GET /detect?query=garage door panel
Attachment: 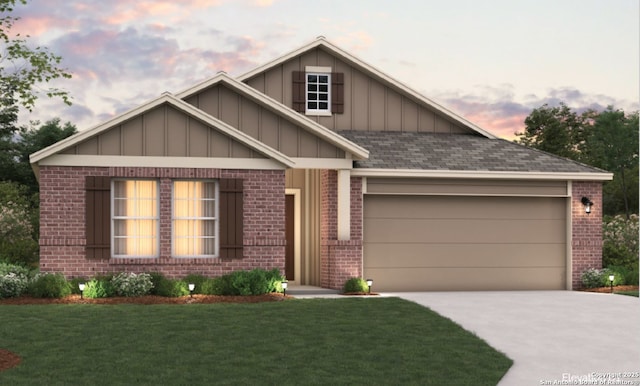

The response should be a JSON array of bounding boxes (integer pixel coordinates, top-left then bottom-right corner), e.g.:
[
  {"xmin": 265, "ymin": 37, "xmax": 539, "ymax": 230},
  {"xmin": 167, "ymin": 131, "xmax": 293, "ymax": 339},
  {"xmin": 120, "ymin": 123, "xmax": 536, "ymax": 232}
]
[
  {"xmin": 363, "ymin": 195, "xmax": 567, "ymax": 291},
  {"xmin": 364, "ymin": 243, "xmax": 565, "ymax": 268},
  {"xmin": 364, "ymin": 267, "xmax": 566, "ymax": 291},
  {"xmin": 364, "ymin": 195, "xmax": 566, "ymax": 220},
  {"xmin": 364, "ymin": 218, "xmax": 565, "ymax": 244}
]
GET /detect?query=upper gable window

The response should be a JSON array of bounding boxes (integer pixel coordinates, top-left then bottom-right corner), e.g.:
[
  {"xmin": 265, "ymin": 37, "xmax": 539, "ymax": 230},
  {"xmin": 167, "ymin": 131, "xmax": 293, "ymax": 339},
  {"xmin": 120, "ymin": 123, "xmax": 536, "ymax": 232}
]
[
  {"xmin": 292, "ymin": 67, "xmax": 344, "ymax": 115},
  {"xmin": 306, "ymin": 72, "xmax": 331, "ymax": 114}
]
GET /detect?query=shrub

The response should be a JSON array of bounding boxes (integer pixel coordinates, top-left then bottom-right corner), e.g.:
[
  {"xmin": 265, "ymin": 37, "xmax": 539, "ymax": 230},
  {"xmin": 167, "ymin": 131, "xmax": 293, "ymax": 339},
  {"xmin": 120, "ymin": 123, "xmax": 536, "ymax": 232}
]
[
  {"xmin": 603, "ymin": 214, "xmax": 639, "ymax": 270},
  {"xmin": 581, "ymin": 268, "xmax": 603, "ymax": 289},
  {"xmin": 28, "ymin": 273, "xmax": 72, "ymax": 298},
  {"xmin": 0, "ymin": 182, "xmax": 39, "ymax": 267},
  {"xmin": 199, "ymin": 277, "xmax": 222, "ymax": 295},
  {"xmin": 0, "ymin": 261, "xmax": 32, "ymax": 277},
  {"xmin": 343, "ymin": 277, "xmax": 369, "ymax": 293},
  {"xmin": 0, "ymin": 272, "xmax": 30, "ymax": 298},
  {"xmin": 83, "ymin": 277, "xmax": 113, "ymax": 299},
  {"xmin": 110, "ymin": 272, "xmax": 153, "ymax": 297},
  {"xmin": 149, "ymin": 273, "xmax": 189, "ymax": 297},
  {"xmin": 213, "ymin": 268, "xmax": 284, "ymax": 296}
]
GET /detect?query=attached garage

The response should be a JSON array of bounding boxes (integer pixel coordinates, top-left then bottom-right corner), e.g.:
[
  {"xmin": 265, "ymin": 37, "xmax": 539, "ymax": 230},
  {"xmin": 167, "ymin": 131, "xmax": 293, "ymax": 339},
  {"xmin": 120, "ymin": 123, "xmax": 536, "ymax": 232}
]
[{"xmin": 362, "ymin": 179, "xmax": 569, "ymax": 291}]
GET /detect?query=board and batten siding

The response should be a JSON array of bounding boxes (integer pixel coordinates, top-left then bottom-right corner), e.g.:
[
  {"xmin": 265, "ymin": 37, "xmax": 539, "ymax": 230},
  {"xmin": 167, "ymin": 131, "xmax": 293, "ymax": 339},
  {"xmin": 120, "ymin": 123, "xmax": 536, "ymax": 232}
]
[
  {"xmin": 184, "ymin": 84, "xmax": 346, "ymax": 159},
  {"xmin": 243, "ymin": 47, "xmax": 471, "ymax": 135},
  {"xmin": 61, "ymin": 104, "xmax": 265, "ymax": 158}
]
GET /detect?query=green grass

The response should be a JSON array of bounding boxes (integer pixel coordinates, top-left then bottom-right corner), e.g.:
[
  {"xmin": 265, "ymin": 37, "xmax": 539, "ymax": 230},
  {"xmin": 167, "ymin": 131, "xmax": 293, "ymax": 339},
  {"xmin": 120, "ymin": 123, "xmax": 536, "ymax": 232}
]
[
  {"xmin": 0, "ymin": 298, "xmax": 511, "ymax": 385},
  {"xmin": 615, "ymin": 290, "xmax": 639, "ymax": 297}
]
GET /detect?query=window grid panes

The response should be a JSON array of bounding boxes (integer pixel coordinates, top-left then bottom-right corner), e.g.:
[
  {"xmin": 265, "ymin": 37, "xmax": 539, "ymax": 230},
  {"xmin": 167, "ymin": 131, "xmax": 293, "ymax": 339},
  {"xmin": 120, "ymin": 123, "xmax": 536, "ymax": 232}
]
[
  {"xmin": 112, "ymin": 180, "xmax": 159, "ymax": 257},
  {"xmin": 173, "ymin": 181, "xmax": 218, "ymax": 257},
  {"xmin": 306, "ymin": 73, "xmax": 330, "ymax": 112}
]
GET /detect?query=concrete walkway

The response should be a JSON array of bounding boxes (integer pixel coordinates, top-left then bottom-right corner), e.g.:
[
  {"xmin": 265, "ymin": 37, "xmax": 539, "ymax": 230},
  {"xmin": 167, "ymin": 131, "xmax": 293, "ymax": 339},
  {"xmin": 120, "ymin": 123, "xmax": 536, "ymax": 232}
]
[{"xmin": 389, "ymin": 291, "xmax": 640, "ymax": 386}]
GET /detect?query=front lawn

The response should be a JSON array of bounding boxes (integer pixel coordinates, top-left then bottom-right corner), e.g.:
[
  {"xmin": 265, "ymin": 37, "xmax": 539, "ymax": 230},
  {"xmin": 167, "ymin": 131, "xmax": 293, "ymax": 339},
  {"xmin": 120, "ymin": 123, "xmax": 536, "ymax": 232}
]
[{"xmin": 0, "ymin": 297, "xmax": 511, "ymax": 385}]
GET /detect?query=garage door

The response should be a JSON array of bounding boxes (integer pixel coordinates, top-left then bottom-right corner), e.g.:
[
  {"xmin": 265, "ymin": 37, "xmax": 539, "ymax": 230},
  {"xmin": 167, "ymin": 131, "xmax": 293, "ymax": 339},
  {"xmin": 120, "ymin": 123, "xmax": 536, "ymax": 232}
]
[{"xmin": 363, "ymin": 195, "xmax": 567, "ymax": 291}]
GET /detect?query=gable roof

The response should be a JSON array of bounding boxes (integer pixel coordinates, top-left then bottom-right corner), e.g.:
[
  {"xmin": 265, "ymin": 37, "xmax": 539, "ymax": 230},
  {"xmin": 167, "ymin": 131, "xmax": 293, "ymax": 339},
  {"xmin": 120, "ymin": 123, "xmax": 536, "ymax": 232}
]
[
  {"xmin": 340, "ymin": 131, "xmax": 613, "ymax": 180},
  {"xmin": 175, "ymin": 72, "xmax": 369, "ymax": 160},
  {"xmin": 30, "ymin": 92, "xmax": 295, "ymax": 168},
  {"xmin": 236, "ymin": 36, "xmax": 497, "ymax": 139}
]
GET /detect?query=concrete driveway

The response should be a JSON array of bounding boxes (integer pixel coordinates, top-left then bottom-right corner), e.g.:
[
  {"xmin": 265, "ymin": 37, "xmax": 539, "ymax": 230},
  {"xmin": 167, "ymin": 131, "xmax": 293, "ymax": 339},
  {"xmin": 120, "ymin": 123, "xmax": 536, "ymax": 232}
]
[{"xmin": 390, "ymin": 291, "xmax": 640, "ymax": 386}]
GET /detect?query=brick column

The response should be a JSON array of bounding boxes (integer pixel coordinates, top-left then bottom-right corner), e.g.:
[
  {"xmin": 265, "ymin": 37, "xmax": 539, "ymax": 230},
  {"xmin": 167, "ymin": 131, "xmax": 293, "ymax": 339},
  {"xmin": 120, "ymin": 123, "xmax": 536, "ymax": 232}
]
[
  {"xmin": 320, "ymin": 170, "xmax": 363, "ymax": 289},
  {"xmin": 571, "ymin": 181, "xmax": 604, "ymax": 289}
]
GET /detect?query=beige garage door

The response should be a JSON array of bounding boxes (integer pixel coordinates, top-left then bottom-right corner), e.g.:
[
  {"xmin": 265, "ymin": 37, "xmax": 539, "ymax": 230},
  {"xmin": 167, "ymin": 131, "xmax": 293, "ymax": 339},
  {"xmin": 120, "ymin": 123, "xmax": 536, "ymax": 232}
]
[{"xmin": 363, "ymin": 195, "xmax": 567, "ymax": 291}]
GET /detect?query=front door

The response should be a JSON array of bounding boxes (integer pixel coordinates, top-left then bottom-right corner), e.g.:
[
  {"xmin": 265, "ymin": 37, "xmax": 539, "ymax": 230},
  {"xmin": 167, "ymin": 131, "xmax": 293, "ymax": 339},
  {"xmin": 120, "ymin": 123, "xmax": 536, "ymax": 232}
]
[{"xmin": 285, "ymin": 194, "xmax": 295, "ymax": 280}]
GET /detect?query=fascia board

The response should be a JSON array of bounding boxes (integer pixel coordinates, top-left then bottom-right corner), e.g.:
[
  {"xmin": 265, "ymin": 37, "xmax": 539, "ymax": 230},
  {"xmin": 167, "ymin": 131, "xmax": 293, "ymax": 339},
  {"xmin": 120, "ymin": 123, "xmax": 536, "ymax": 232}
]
[
  {"xmin": 350, "ymin": 168, "xmax": 614, "ymax": 181},
  {"xmin": 237, "ymin": 36, "xmax": 497, "ymax": 139}
]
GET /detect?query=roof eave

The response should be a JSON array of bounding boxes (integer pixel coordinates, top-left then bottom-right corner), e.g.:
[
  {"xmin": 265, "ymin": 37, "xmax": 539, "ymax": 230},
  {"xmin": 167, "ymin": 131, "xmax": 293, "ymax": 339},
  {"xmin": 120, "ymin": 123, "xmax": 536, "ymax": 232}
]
[{"xmin": 351, "ymin": 168, "xmax": 614, "ymax": 181}]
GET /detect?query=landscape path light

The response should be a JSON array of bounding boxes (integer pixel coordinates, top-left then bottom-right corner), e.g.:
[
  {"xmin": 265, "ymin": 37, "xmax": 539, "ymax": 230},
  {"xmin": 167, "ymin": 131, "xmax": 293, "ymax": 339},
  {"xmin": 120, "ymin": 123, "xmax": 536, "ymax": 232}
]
[
  {"xmin": 281, "ymin": 280, "xmax": 288, "ymax": 297},
  {"xmin": 188, "ymin": 283, "xmax": 195, "ymax": 298},
  {"xmin": 608, "ymin": 275, "xmax": 614, "ymax": 293},
  {"xmin": 366, "ymin": 278, "xmax": 373, "ymax": 294},
  {"xmin": 78, "ymin": 283, "xmax": 86, "ymax": 299}
]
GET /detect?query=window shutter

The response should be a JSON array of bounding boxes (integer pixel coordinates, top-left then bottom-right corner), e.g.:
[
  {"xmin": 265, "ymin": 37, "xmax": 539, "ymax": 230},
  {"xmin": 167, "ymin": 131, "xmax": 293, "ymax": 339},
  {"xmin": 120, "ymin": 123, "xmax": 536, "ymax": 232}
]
[
  {"xmin": 85, "ymin": 176, "xmax": 111, "ymax": 259},
  {"xmin": 219, "ymin": 178, "xmax": 244, "ymax": 259},
  {"xmin": 292, "ymin": 71, "xmax": 306, "ymax": 113},
  {"xmin": 331, "ymin": 72, "xmax": 344, "ymax": 114}
]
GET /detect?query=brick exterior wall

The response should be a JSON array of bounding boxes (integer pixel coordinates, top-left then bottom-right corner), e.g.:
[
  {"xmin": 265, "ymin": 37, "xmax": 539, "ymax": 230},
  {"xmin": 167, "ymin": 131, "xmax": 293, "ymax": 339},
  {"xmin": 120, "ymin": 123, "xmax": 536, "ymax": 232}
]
[
  {"xmin": 38, "ymin": 166, "xmax": 285, "ymax": 279},
  {"xmin": 571, "ymin": 181, "xmax": 604, "ymax": 289},
  {"xmin": 319, "ymin": 170, "xmax": 363, "ymax": 289}
]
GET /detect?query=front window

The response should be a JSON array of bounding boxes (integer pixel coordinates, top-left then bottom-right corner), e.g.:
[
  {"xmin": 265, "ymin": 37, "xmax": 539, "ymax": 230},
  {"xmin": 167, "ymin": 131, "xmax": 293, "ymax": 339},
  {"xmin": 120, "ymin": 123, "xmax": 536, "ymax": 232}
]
[
  {"xmin": 173, "ymin": 181, "xmax": 218, "ymax": 257},
  {"xmin": 306, "ymin": 72, "xmax": 331, "ymax": 113},
  {"xmin": 112, "ymin": 180, "xmax": 159, "ymax": 257}
]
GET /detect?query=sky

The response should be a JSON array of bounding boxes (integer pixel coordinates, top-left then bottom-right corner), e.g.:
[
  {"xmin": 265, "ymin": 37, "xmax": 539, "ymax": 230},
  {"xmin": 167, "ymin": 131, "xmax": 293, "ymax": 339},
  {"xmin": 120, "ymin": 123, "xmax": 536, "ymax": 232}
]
[{"xmin": 10, "ymin": 0, "xmax": 640, "ymax": 139}]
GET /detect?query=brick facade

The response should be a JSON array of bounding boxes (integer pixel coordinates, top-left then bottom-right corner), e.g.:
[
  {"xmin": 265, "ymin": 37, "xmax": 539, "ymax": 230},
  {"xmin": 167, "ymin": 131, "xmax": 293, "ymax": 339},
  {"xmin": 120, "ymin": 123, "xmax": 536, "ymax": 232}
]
[
  {"xmin": 39, "ymin": 166, "xmax": 286, "ymax": 279},
  {"xmin": 319, "ymin": 170, "xmax": 363, "ymax": 289},
  {"xmin": 571, "ymin": 181, "xmax": 604, "ymax": 289}
]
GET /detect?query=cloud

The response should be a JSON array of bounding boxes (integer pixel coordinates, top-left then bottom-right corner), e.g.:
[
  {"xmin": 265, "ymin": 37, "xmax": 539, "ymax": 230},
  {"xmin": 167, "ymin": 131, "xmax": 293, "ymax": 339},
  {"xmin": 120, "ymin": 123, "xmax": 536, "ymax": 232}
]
[{"xmin": 433, "ymin": 85, "xmax": 640, "ymax": 139}]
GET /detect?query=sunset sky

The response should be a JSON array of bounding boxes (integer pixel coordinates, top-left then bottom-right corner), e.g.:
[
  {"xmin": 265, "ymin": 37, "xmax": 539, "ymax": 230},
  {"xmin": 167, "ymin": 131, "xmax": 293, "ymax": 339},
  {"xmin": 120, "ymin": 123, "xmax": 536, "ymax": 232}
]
[{"xmin": 11, "ymin": 0, "xmax": 639, "ymax": 139}]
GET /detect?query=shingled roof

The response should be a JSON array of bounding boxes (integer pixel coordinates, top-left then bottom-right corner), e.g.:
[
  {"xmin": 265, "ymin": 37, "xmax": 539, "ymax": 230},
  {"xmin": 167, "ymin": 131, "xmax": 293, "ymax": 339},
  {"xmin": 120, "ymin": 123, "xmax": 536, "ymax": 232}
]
[{"xmin": 339, "ymin": 131, "xmax": 605, "ymax": 174}]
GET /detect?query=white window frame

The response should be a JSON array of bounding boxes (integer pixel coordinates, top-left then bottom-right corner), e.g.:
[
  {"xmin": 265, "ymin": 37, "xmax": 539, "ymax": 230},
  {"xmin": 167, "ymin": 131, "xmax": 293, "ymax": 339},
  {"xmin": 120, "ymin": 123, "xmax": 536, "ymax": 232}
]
[
  {"xmin": 171, "ymin": 180, "xmax": 220, "ymax": 258},
  {"xmin": 111, "ymin": 179, "xmax": 160, "ymax": 258},
  {"xmin": 305, "ymin": 66, "xmax": 332, "ymax": 116}
]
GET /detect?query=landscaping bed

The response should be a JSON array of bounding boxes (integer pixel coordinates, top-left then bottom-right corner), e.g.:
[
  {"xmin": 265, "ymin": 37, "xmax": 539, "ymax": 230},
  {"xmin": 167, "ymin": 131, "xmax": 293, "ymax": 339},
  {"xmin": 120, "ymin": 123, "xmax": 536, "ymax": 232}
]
[{"xmin": 580, "ymin": 285, "xmax": 639, "ymax": 293}]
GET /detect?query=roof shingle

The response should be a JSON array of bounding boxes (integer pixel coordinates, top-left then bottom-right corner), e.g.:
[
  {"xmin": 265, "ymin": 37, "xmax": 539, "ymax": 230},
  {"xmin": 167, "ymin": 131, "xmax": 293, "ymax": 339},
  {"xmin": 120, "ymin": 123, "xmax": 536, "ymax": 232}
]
[{"xmin": 338, "ymin": 131, "xmax": 605, "ymax": 174}]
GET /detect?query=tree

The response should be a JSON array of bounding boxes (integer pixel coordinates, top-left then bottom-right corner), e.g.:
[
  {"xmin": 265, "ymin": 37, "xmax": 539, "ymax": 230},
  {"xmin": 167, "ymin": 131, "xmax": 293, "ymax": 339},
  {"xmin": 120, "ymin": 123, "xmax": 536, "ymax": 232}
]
[
  {"xmin": 582, "ymin": 108, "xmax": 639, "ymax": 218},
  {"xmin": 1, "ymin": 0, "xmax": 71, "ymax": 116},
  {"xmin": 516, "ymin": 102, "xmax": 588, "ymax": 161},
  {"xmin": 516, "ymin": 104, "xmax": 639, "ymax": 217},
  {"xmin": 0, "ymin": 181, "xmax": 38, "ymax": 266},
  {"xmin": 14, "ymin": 118, "xmax": 77, "ymax": 193}
]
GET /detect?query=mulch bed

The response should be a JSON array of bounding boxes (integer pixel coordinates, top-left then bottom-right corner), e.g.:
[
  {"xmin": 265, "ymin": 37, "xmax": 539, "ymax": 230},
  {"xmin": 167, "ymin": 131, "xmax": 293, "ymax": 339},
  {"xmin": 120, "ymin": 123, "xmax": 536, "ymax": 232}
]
[{"xmin": 579, "ymin": 285, "xmax": 639, "ymax": 293}]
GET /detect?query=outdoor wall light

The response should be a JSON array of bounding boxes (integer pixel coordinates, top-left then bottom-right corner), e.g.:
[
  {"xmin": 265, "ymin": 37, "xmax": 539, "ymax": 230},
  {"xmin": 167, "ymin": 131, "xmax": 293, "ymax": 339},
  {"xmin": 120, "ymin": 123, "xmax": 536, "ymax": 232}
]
[
  {"xmin": 581, "ymin": 197, "xmax": 593, "ymax": 214},
  {"xmin": 366, "ymin": 278, "xmax": 373, "ymax": 294},
  {"xmin": 188, "ymin": 283, "xmax": 195, "ymax": 298},
  {"xmin": 608, "ymin": 275, "xmax": 614, "ymax": 293},
  {"xmin": 281, "ymin": 280, "xmax": 288, "ymax": 297},
  {"xmin": 78, "ymin": 283, "xmax": 85, "ymax": 299}
]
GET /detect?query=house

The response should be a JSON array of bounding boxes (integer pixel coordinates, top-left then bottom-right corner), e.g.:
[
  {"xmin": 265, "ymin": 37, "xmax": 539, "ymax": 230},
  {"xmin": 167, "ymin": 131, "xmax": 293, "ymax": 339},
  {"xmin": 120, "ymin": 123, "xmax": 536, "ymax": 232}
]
[{"xmin": 30, "ymin": 37, "xmax": 612, "ymax": 291}]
